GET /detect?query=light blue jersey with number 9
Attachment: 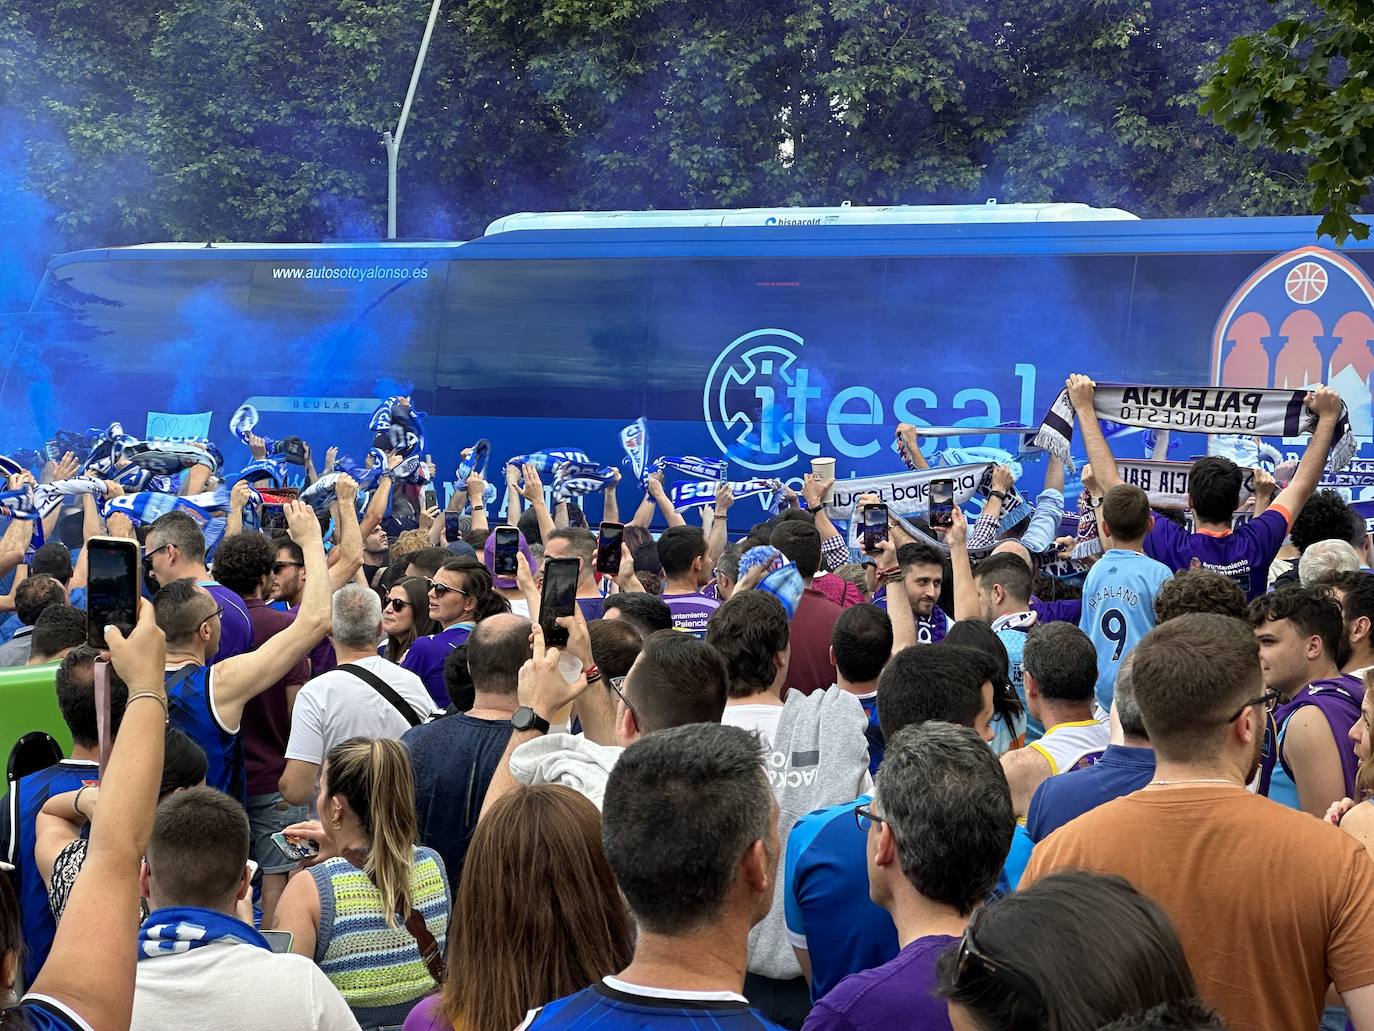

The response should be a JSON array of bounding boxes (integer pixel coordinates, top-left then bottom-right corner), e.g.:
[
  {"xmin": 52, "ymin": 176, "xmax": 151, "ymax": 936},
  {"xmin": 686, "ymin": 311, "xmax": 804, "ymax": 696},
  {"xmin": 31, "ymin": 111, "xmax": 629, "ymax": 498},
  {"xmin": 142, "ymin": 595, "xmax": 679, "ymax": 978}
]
[{"xmin": 1079, "ymin": 549, "xmax": 1174, "ymax": 711}]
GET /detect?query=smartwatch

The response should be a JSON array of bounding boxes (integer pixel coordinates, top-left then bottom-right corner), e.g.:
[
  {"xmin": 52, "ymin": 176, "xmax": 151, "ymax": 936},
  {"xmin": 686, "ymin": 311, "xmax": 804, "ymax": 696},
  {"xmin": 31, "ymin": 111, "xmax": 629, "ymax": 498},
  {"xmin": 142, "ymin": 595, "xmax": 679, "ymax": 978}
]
[{"xmin": 511, "ymin": 706, "xmax": 550, "ymax": 735}]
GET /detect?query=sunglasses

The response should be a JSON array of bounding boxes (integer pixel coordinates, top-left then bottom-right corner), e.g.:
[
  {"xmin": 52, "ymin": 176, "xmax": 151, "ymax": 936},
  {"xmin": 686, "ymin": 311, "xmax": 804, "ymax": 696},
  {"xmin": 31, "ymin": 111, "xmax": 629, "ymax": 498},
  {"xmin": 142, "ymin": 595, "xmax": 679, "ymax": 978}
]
[
  {"xmin": 427, "ymin": 579, "xmax": 470, "ymax": 599},
  {"xmin": 198, "ymin": 607, "xmax": 224, "ymax": 631},
  {"xmin": 384, "ymin": 598, "xmax": 412, "ymax": 612},
  {"xmin": 953, "ymin": 905, "xmax": 1043, "ymax": 1010},
  {"xmin": 272, "ymin": 561, "xmax": 303, "ymax": 575},
  {"xmin": 142, "ymin": 543, "xmax": 170, "ymax": 573}
]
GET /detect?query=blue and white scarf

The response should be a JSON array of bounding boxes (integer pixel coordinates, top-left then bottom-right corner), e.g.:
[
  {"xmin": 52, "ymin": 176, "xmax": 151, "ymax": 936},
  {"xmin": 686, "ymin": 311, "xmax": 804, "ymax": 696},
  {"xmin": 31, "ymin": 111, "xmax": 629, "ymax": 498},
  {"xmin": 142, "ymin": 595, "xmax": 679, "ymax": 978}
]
[
  {"xmin": 552, "ymin": 460, "xmax": 618, "ymax": 503},
  {"xmin": 619, "ymin": 418, "xmax": 650, "ymax": 487},
  {"xmin": 121, "ymin": 440, "xmax": 217, "ymax": 476},
  {"xmin": 103, "ymin": 487, "xmax": 251, "ymax": 556},
  {"xmin": 231, "ymin": 458, "xmax": 288, "ymax": 489},
  {"xmin": 369, "ymin": 396, "xmax": 425, "ymax": 457},
  {"xmin": 656, "ymin": 455, "xmax": 729, "ymax": 481},
  {"xmin": 669, "ymin": 478, "xmax": 782, "ymax": 513},
  {"xmin": 81, "ymin": 423, "xmax": 138, "ymax": 478},
  {"xmin": 0, "ymin": 476, "xmax": 109, "ymax": 520},
  {"xmin": 230, "ymin": 403, "xmax": 275, "ymax": 452},
  {"xmin": 138, "ymin": 906, "xmax": 270, "ymax": 960},
  {"xmin": 894, "ymin": 425, "xmax": 1040, "ymax": 469},
  {"xmin": 456, "ymin": 438, "xmax": 491, "ymax": 482}
]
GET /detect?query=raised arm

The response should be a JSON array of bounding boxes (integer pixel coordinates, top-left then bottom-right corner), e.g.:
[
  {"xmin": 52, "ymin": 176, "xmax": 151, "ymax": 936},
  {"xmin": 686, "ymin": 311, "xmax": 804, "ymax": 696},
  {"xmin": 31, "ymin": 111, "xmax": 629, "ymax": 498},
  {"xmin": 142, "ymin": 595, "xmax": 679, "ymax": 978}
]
[
  {"xmin": 647, "ymin": 470, "xmax": 686, "ymax": 528},
  {"xmin": 1066, "ymin": 375, "xmax": 1123, "ymax": 491},
  {"xmin": 873, "ymin": 537, "xmax": 915, "ymax": 653},
  {"xmin": 28, "ymin": 600, "xmax": 167, "ymax": 1030},
  {"xmin": 1270, "ymin": 385, "xmax": 1343, "ymax": 517},
  {"xmin": 327, "ymin": 475, "xmax": 364, "ymax": 591},
  {"xmin": 706, "ymin": 483, "xmax": 733, "ymax": 566},
  {"xmin": 224, "ymin": 480, "xmax": 250, "ymax": 540},
  {"xmin": 602, "ymin": 469, "xmax": 621, "ymax": 525},
  {"xmin": 503, "ymin": 462, "xmax": 523, "ymax": 525},
  {"xmin": 629, "ymin": 475, "xmax": 657, "ymax": 528},
  {"xmin": 522, "ymin": 463, "xmax": 557, "ymax": 541},
  {"xmin": 949, "ymin": 506, "xmax": 980, "ymax": 623},
  {"xmin": 467, "ymin": 471, "xmax": 489, "ymax": 533},
  {"xmin": 181, "ymin": 461, "xmax": 211, "ymax": 498},
  {"xmin": 896, "ymin": 424, "xmax": 930, "ymax": 470},
  {"xmin": 211, "ymin": 502, "xmax": 331, "ymax": 728},
  {"xmin": 969, "ymin": 465, "xmax": 1014, "ymax": 551},
  {"xmin": 803, "ymin": 474, "xmax": 848, "ymax": 573}
]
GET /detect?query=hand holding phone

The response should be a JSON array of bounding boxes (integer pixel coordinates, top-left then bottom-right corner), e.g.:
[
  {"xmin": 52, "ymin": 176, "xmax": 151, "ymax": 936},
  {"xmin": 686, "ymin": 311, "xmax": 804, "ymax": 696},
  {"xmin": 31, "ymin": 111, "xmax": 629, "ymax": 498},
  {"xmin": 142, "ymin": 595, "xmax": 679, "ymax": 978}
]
[
  {"xmin": 928, "ymin": 479, "xmax": 955, "ymax": 530},
  {"xmin": 493, "ymin": 526, "xmax": 520, "ymax": 576},
  {"xmin": 862, "ymin": 504, "xmax": 889, "ymax": 553},
  {"xmin": 271, "ymin": 831, "xmax": 320, "ymax": 863},
  {"xmin": 596, "ymin": 522, "xmax": 624, "ymax": 575},
  {"xmin": 87, "ymin": 537, "xmax": 141, "ymax": 650},
  {"xmin": 540, "ymin": 557, "xmax": 581, "ymax": 648}
]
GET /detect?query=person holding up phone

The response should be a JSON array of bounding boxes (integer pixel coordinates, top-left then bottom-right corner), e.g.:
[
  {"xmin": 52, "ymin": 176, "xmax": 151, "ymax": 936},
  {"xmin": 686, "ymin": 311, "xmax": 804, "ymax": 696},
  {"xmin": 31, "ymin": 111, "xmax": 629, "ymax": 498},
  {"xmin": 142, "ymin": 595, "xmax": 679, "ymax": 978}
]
[
  {"xmin": 152, "ymin": 501, "xmax": 333, "ymax": 798},
  {"xmin": 542, "ymin": 528, "xmax": 608, "ymax": 622}
]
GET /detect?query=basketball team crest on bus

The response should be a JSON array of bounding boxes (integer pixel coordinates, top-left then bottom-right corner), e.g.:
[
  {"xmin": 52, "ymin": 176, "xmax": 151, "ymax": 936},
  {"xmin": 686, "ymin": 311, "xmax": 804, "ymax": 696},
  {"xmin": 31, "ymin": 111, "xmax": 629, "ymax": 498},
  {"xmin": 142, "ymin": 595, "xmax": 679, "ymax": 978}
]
[{"xmin": 1211, "ymin": 246, "xmax": 1374, "ymax": 441}]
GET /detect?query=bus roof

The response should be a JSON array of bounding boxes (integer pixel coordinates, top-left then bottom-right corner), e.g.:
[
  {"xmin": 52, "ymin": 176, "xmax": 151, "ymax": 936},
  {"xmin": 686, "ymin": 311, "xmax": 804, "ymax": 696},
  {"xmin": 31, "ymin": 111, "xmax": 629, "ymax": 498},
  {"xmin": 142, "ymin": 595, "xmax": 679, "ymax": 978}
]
[{"xmin": 45, "ymin": 213, "xmax": 1372, "ymax": 270}]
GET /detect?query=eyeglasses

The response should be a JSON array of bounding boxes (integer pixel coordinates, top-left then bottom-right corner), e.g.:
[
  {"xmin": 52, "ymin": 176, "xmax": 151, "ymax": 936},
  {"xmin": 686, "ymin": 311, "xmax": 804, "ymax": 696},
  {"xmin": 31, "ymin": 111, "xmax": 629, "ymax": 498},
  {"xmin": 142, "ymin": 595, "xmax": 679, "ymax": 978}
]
[
  {"xmin": 953, "ymin": 905, "xmax": 1044, "ymax": 1010},
  {"xmin": 198, "ymin": 607, "xmax": 223, "ymax": 631},
  {"xmin": 854, "ymin": 803, "xmax": 886, "ymax": 833},
  {"xmin": 384, "ymin": 598, "xmax": 412, "ymax": 612},
  {"xmin": 608, "ymin": 675, "xmax": 637, "ymax": 717},
  {"xmin": 272, "ymin": 561, "xmax": 303, "ymax": 575},
  {"xmin": 427, "ymin": 579, "xmax": 469, "ymax": 599},
  {"xmin": 1227, "ymin": 688, "xmax": 1282, "ymax": 723}
]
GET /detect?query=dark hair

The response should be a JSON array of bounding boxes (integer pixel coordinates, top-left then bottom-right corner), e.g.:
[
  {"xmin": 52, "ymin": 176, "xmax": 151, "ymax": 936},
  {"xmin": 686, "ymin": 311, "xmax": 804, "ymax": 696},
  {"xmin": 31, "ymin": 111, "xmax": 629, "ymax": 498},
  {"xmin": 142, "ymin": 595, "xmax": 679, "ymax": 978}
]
[
  {"xmin": 146, "ymin": 787, "xmax": 250, "ymax": 908},
  {"xmin": 1102, "ymin": 483, "xmax": 1151, "ymax": 542},
  {"xmin": 602, "ymin": 592, "xmax": 674, "ymax": 637},
  {"xmin": 973, "ymin": 553, "xmax": 1032, "ymax": 605},
  {"xmin": 1186, "ymin": 456, "xmax": 1243, "ymax": 524},
  {"xmin": 624, "ymin": 631, "xmax": 730, "ymax": 733},
  {"xmin": 601, "ymin": 724, "xmax": 770, "ymax": 934},
  {"xmin": 406, "ymin": 546, "xmax": 450, "ymax": 579},
  {"xmin": 878, "ymin": 722, "xmax": 1013, "ymax": 914},
  {"xmin": 516, "ymin": 506, "xmax": 544, "ymax": 547},
  {"xmin": 466, "ymin": 614, "xmax": 533, "ymax": 697},
  {"xmin": 55, "ymin": 645, "xmax": 128, "ymax": 748},
  {"xmin": 153, "ymin": 578, "xmax": 217, "ymax": 647},
  {"xmin": 1348, "ymin": 508, "xmax": 1370, "ymax": 550},
  {"xmin": 383, "ymin": 576, "xmax": 442, "ymax": 662},
  {"xmin": 441, "ymin": 785, "xmax": 633, "ymax": 1031},
  {"xmin": 1023, "ymin": 623, "xmax": 1098, "ymax": 703},
  {"xmin": 896, "ymin": 542, "xmax": 943, "ymax": 571},
  {"xmin": 1097, "ymin": 1001, "xmax": 1226, "ymax": 1030},
  {"xmin": 1131, "ymin": 614, "xmax": 1259, "ymax": 763},
  {"xmin": 832, "ymin": 604, "xmax": 892, "ymax": 683},
  {"xmin": 1290, "ymin": 490, "xmax": 1356, "ymax": 554},
  {"xmin": 211, "ymin": 532, "xmax": 274, "ymax": 598},
  {"xmin": 946, "ymin": 619, "xmax": 1024, "ymax": 725},
  {"xmin": 30, "ymin": 542, "xmax": 74, "ymax": 585},
  {"xmin": 1322, "ymin": 571, "xmax": 1374, "ymax": 636},
  {"xmin": 148, "ymin": 510, "xmax": 207, "ymax": 565},
  {"xmin": 622, "ymin": 526, "xmax": 660, "ymax": 573},
  {"xmin": 463, "ymin": 527, "xmax": 492, "ymax": 553},
  {"xmin": 1154, "ymin": 568, "xmax": 1248, "ymax": 622},
  {"xmin": 877, "ymin": 644, "xmax": 992, "ymax": 739},
  {"xmin": 1246, "ymin": 586, "xmax": 1344, "ymax": 664},
  {"xmin": 545, "ymin": 527, "xmax": 596, "ymax": 569},
  {"xmin": 0, "ymin": 865, "xmax": 23, "ymax": 991},
  {"xmin": 706, "ymin": 592, "xmax": 790, "ymax": 697},
  {"xmin": 588, "ymin": 619, "xmax": 642, "ymax": 682},
  {"xmin": 443, "ymin": 646, "xmax": 475, "ymax": 712},
  {"xmin": 656, "ymin": 525, "xmax": 707, "ymax": 578},
  {"xmin": 15, "ymin": 575, "xmax": 65, "ymax": 627},
  {"xmin": 30, "ymin": 604, "xmax": 87, "ymax": 662},
  {"xmin": 160, "ymin": 727, "xmax": 209, "ymax": 798},
  {"xmin": 937, "ymin": 871, "xmax": 1203, "ymax": 1031},
  {"xmin": 774, "ymin": 507, "xmax": 815, "ymax": 527},
  {"xmin": 439, "ymin": 560, "xmax": 509, "ymax": 621},
  {"xmin": 771, "ymin": 520, "xmax": 822, "ymax": 579},
  {"xmin": 272, "ymin": 536, "xmax": 305, "ymax": 566}
]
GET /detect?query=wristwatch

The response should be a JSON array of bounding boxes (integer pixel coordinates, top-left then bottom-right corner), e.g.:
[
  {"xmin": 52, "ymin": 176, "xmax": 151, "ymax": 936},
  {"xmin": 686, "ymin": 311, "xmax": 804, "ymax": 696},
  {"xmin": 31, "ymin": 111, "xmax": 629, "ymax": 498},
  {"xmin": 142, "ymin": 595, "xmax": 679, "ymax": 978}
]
[
  {"xmin": 511, "ymin": 706, "xmax": 551, "ymax": 734},
  {"xmin": 471, "ymin": 504, "xmax": 486, "ymax": 512},
  {"xmin": 988, "ymin": 489, "xmax": 1007, "ymax": 502}
]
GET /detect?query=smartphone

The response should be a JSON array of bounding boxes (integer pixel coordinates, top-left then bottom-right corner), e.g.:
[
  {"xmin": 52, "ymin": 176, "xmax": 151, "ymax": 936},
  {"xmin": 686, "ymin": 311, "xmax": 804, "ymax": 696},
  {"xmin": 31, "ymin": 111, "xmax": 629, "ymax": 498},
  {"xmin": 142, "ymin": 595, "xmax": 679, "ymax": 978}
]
[
  {"xmin": 862, "ymin": 504, "xmax": 889, "ymax": 553},
  {"xmin": 422, "ymin": 486, "xmax": 437, "ymax": 511},
  {"xmin": 540, "ymin": 557, "xmax": 581, "ymax": 649},
  {"xmin": 928, "ymin": 479, "xmax": 955, "ymax": 530},
  {"xmin": 260, "ymin": 930, "xmax": 294, "ymax": 954},
  {"xmin": 596, "ymin": 522, "xmax": 624, "ymax": 575},
  {"xmin": 86, "ymin": 537, "xmax": 141, "ymax": 650},
  {"xmin": 493, "ymin": 525, "xmax": 520, "ymax": 577},
  {"xmin": 270, "ymin": 831, "xmax": 320, "ymax": 863}
]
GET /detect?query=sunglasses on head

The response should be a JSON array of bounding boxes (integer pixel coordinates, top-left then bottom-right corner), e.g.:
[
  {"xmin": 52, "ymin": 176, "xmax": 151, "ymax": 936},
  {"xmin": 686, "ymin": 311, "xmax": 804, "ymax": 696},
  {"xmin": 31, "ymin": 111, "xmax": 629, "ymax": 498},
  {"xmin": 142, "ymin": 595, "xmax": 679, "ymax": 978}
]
[
  {"xmin": 952, "ymin": 905, "xmax": 1043, "ymax": 1011},
  {"xmin": 384, "ymin": 597, "xmax": 412, "ymax": 612}
]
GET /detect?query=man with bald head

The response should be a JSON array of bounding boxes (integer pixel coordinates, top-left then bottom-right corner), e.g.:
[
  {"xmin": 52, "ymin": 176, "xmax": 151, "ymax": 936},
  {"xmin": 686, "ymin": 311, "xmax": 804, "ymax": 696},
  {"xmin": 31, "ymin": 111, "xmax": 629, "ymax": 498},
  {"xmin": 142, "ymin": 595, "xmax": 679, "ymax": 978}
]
[{"xmin": 404, "ymin": 612, "xmax": 532, "ymax": 886}]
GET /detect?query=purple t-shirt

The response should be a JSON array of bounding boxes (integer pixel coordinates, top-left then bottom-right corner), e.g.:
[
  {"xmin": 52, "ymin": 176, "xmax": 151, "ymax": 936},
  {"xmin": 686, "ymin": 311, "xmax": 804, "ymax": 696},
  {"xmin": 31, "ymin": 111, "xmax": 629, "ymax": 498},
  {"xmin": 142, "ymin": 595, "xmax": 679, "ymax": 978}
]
[
  {"xmin": 203, "ymin": 581, "xmax": 253, "ymax": 664},
  {"xmin": 401, "ymin": 623, "xmax": 474, "ymax": 707},
  {"xmin": 803, "ymin": 933, "xmax": 958, "ymax": 1031},
  {"xmin": 402, "ymin": 994, "xmax": 445, "ymax": 1031},
  {"xmin": 872, "ymin": 589, "xmax": 948, "ymax": 645},
  {"xmin": 661, "ymin": 591, "xmax": 720, "ymax": 638},
  {"xmin": 1144, "ymin": 506, "xmax": 1288, "ymax": 600},
  {"xmin": 1029, "ymin": 595, "xmax": 1082, "ymax": 625}
]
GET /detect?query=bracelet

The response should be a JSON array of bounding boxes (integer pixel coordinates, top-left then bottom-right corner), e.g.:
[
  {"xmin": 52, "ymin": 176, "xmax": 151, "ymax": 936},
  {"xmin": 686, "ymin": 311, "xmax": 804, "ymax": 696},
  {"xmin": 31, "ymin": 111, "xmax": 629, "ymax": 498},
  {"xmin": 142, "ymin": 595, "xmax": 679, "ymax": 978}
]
[
  {"xmin": 713, "ymin": 510, "xmax": 727, "ymax": 518},
  {"xmin": 72, "ymin": 785, "xmax": 90, "ymax": 819},
  {"xmin": 126, "ymin": 691, "xmax": 169, "ymax": 715},
  {"xmin": 876, "ymin": 566, "xmax": 901, "ymax": 578},
  {"xmin": 988, "ymin": 490, "xmax": 1007, "ymax": 502},
  {"xmin": 881, "ymin": 570, "xmax": 906, "ymax": 586},
  {"xmin": 471, "ymin": 505, "xmax": 486, "ymax": 512},
  {"xmin": 583, "ymin": 663, "xmax": 601, "ymax": 684}
]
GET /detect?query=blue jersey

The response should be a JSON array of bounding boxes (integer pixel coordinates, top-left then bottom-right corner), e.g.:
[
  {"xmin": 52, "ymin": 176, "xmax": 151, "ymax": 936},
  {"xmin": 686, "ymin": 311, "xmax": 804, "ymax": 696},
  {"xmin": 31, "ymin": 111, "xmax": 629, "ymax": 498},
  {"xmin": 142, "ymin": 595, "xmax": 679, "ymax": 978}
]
[
  {"xmin": 6, "ymin": 997, "xmax": 93, "ymax": 1031},
  {"xmin": 4, "ymin": 760, "xmax": 97, "ymax": 985},
  {"xmin": 1079, "ymin": 549, "xmax": 1172, "ymax": 710},
  {"xmin": 520, "ymin": 980, "xmax": 784, "ymax": 1030},
  {"xmin": 165, "ymin": 665, "xmax": 243, "ymax": 802},
  {"xmin": 992, "ymin": 614, "xmax": 1038, "ymax": 741},
  {"xmin": 784, "ymin": 795, "xmax": 897, "ymax": 1002},
  {"xmin": 1025, "ymin": 744, "xmax": 1156, "ymax": 843},
  {"xmin": 858, "ymin": 693, "xmax": 883, "ymax": 776}
]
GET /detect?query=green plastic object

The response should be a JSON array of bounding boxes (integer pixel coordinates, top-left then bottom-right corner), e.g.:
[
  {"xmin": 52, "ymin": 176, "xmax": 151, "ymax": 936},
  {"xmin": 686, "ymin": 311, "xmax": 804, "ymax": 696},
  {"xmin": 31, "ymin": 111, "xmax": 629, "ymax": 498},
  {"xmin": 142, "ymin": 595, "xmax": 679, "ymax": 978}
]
[{"xmin": 0, "ymin": 662, "xmax": 71, "ymax": 767}]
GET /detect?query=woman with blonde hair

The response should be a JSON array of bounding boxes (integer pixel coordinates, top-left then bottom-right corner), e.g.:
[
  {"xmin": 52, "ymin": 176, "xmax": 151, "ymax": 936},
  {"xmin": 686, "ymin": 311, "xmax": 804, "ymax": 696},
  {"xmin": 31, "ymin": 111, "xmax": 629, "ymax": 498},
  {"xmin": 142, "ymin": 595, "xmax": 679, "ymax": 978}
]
[
  {"xmin": 1326, "ymin": 669, "xmax": 1374, "ymax": 856},
  {"xmin": 403, "ymin": 784, "xmax": 632, "ymax": 1031},
  {"xmin": 274, "ymin": 737, "xmax": 451, "ymax": 1031}
]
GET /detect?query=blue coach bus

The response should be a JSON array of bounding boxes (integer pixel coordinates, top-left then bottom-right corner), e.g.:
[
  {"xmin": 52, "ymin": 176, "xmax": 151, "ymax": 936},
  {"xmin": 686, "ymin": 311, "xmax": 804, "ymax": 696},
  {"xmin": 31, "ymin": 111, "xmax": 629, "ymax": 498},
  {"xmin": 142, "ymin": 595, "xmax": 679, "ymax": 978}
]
[{"xmin": 12, "ymin": 203, "xmax": 1374, "ymax": 494}]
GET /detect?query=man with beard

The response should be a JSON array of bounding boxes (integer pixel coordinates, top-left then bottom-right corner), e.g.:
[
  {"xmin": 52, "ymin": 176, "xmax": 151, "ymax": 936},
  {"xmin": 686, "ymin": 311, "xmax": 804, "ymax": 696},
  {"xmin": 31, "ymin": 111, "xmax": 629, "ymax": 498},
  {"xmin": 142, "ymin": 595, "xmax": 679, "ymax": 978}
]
[
  {"xmin": 1023, "ymin": 613, "xmax": 1374, "ymax": 1031},
  {"xmin": 874, "ymin": 543, "xmax": 949, "ymax": 644}
]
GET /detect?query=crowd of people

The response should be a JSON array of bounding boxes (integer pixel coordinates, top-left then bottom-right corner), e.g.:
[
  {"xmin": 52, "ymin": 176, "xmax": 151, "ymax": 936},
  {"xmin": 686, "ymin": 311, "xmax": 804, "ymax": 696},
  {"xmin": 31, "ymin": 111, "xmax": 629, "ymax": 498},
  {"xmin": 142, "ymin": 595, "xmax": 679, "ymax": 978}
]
[{"xmin": 3, "ymin": 375, "xmax": 1374, "ymax": 1031}]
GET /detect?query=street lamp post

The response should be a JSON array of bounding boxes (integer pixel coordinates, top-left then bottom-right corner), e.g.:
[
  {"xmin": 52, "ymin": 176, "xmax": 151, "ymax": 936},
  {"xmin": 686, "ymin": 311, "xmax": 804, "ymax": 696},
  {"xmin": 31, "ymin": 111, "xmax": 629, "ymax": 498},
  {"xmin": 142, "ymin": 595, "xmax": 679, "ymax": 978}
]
[{"xmin": 384, "ymin": 0, "xmax": 444, "ymax": 240}]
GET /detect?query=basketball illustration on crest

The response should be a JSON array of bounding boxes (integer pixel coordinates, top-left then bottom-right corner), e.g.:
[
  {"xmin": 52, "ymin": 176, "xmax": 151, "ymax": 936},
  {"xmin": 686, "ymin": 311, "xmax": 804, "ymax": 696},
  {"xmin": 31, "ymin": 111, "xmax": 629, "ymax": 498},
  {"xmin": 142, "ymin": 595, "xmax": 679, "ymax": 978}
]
[{"xmin": 1211, "ymin": 246, "xmax": 1374, "ymax": 443}]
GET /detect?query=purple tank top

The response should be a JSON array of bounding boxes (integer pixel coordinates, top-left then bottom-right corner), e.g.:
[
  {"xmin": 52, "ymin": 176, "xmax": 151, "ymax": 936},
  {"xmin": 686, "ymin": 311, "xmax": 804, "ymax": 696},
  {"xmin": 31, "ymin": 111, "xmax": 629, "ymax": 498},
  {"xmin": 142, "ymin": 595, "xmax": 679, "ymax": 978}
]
[{"xmin": 1266, "ymin": 675, "xmax": 1364, "ymax": 800}]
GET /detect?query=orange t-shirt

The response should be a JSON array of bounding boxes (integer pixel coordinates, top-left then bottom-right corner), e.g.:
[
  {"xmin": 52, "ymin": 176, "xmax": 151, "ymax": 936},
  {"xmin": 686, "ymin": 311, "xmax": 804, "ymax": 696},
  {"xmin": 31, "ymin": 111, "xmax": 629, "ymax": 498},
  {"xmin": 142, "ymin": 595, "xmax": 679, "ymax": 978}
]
[{"xmin": 1022, "ymin": 785, "xmax": 1374, "ymax": 1031}]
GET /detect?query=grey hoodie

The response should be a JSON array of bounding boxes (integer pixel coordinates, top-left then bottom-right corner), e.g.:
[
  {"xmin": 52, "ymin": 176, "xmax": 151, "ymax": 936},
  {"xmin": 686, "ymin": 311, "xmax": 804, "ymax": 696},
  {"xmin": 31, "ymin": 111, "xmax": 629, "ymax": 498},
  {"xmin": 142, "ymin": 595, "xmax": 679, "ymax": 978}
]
[
  {"xmin": 727, "ymin": 686, "xmax": 872, "ymax": 980},
  {"xmin": 507, "ymin": 733, "xmax": 623, "ymax": 809}
]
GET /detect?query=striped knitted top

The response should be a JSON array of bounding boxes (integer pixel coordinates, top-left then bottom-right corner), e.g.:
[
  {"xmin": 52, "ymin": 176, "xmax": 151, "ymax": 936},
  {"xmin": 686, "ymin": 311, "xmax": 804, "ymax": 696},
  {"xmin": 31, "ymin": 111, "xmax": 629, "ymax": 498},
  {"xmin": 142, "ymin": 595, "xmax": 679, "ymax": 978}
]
[{"xmin": 310, "ymin": 846, "xmax": 451, "ymax": 1030}]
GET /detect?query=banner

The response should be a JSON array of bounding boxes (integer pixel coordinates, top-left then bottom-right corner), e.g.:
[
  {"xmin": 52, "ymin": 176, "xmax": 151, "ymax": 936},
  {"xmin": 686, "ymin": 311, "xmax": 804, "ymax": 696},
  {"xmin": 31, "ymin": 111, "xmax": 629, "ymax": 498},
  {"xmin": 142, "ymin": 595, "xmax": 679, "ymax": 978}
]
[
  {"xmin": 1115, "ymin": 460, "xmax": 1255, "ymax": 510},
  {"xmin": 669, "ymin": 478, "xmax": 781, "ymax": 512},
  {"xmin": 826, "ymin": 463, "xmax": 995, "ymax": 521},
  {"xmin": 619, "ymin": 418, "xmax": 650, "ymax": 487}
]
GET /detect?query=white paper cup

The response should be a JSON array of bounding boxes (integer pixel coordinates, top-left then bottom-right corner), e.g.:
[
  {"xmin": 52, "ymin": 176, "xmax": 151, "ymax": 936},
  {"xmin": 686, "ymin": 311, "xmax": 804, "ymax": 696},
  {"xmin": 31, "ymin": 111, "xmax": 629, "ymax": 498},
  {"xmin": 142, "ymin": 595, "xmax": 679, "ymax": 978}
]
[{"xmin": 811, "ymin": 457, "xmax": 836, "ymax": 503}]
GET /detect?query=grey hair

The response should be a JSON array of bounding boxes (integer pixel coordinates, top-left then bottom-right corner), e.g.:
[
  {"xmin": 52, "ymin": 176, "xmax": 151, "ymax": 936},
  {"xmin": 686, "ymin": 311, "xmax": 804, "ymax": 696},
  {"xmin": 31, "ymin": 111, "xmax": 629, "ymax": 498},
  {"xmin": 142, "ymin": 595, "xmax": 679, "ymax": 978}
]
[
  {"xmin": 331, "ymin": 583, "xmax": 383, "ymax": 648},
  {"xmin": 1300, "ymin": 539, "xmax": 1363, "ymax": 586},
  {"xmin": 1113, "ymin": 652, "xmax": 1148, "ymax": 741},
  {"xmin": 874, "ymin": 721, "xmax": 1014, "ymax": 914}
]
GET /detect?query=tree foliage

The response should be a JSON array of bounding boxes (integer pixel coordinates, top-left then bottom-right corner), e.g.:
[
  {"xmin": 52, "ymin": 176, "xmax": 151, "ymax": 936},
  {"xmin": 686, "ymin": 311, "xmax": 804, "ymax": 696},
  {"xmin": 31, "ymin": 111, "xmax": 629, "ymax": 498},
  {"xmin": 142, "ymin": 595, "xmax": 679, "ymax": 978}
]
[
  {"xmin": 1201, "ymin": 0, "xmax": 1374, "ymax": 243},
  {"xmin": 0, "ymin": 0, "xmax": 1319, "ymax": 258}
]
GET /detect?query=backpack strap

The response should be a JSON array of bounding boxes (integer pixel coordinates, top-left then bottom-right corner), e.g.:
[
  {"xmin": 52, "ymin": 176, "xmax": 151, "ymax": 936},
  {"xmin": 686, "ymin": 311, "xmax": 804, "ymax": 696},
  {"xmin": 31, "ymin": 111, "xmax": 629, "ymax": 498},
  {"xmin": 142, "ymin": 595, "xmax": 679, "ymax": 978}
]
[{"xmin": 336, "ymin": 663, "xmax": 421, "ymax": 727}]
